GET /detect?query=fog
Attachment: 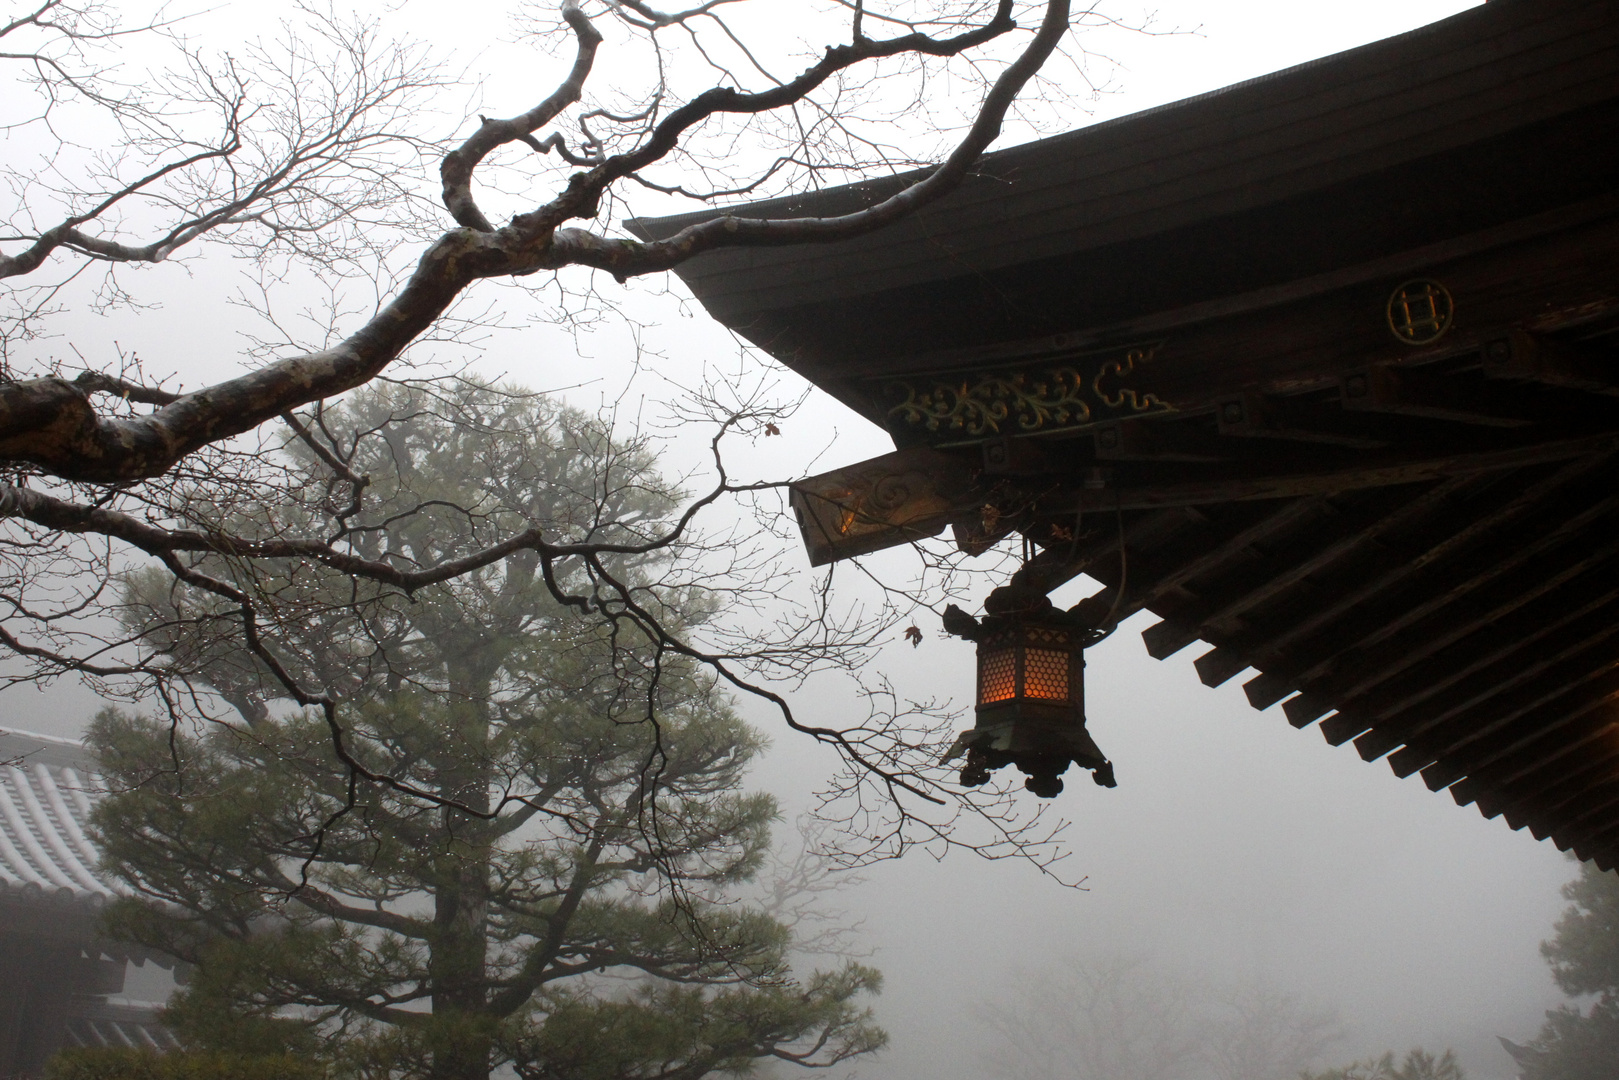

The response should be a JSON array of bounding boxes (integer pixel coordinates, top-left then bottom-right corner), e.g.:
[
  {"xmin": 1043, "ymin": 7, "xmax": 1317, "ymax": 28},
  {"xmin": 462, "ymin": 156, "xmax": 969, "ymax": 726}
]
[
  {"xmin": 750, "ymin": 603, "xmax": 1571, "ymax": 1079},
  {"xmin": 2, "ymin": 1, "xmax": 1580, "ymax": 1077}
]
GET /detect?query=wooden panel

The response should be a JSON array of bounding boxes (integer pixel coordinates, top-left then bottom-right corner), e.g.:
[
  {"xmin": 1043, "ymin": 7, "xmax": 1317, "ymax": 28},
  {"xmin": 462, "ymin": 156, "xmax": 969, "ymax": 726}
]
[{"xmin": 789, "ymin": 447, "xmax": 981, "ymax": 566}]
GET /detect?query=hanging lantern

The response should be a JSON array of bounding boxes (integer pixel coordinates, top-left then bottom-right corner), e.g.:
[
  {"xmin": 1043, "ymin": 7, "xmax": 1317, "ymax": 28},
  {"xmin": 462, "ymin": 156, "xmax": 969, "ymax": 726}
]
[{"xmin": 942, "ymin": 589, "xmax": 1116, "ymax": 797}]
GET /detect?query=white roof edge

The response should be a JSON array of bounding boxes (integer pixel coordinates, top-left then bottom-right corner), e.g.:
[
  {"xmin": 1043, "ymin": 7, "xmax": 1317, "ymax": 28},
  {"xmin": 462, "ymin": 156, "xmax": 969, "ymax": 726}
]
[
  {"xmin": 0, "ymin": 725, "xmax": 86, "ymax": 749},
  {"xmin": 0, "ymin": 726, "xmax": 121, "ymax": 903}
]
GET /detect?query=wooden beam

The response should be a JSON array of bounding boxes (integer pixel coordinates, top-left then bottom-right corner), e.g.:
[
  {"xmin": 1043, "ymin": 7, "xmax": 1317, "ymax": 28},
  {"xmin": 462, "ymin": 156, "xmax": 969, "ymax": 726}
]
[
  {"xmin": 1388, "ymin": 672, "xmax": 1619, "ymax": 791},
  {"xmin": 1146, "ymin": 482, "xmax": 1479, "ymax": 669},
  {"xmin": 1317, "ymin": 580, "xmax": 1619, "ymax": 745},
  {"xmin": 1377, "ymin": 646, "xmax": 1619, "ymax": 774},
  {"xmin": 1571, "ymin": 835, "xmax": 1617, "ymax": 867},
  {"xmin": 1422, "ymin": 689, "xmax": 1619, "ymax": 798},
  {"xmin": 1450, "ymin": 709, "xmax": 1619, "ymax": 829},
  {"xmin": 1471, "ymin": 749, "xmax": 1619, "ymax": 829},
  {"xmin": 1200, "ymin": 462, "xmax": 1619, "ymax": 711},
  {"xmin": 1453, "ymin": 721, "xmax": 1619, "ymax": 813},
  {"xmin": 1559, "ymin": 805, "xmax": 1619, "ymax": 861},
  {"xmin": 1233, "ymin": 480, "xmax": 1494, "ymax": 700},
  {"xmin": 1544, "ymin": 816, "xmax": 1619, "ymax": 859},
  {"xmin": 1531, "ymin": 782, "xmax": 1619, "ymax": 842},
  {"xmin": 1214, "ymin": 393, "xmax": 1389, "ymax": 448},
  {"xmin": 1137, "ymin": 500, "xmax": 1335, "ymax": 659},
  {"xmin": 1093, "ymin": 417, "xmax": 1233, "ymax": 462},
  {"xmin": 1195, "ymin": 644, "xmax": 1250, "ymax": 689},
  {"xmin": 1234, "ymin": 465, "xmax": 1619, "ymax": 733},
  {"xmin": 1338, "ymin": 364, "xmax": 1534, "ymax": 428},
  {"xmin": 1531, "ymin": 782, "xmax": 1619, "ymax": 848},
  {"xmin": 1097, "ymin": 501, "xmax": 1319, "ymax": 629},
  {"xmin": 1453, "ymin": 710, "xmax": 1619, "ymax": 818},
  {"xmin": 1283, "ymin": 692, "xmax": 1336, "ymax": 729},
  {"xmin": 1012, "ymin": 507, "xmax": 1199, "ymax": 597},
  {"xmin": 1272, "ymin": 467, "xmax": 1619, "ymax": 670},
  {"xmin": 1172, "ymin": 480, "xmax": 1475, "ymax": 690},
  {"xmin": 1483, "ymin": 332, "xmax": 1619, "ymax": 398},
  {"xmin": 795, "ymin": 205, "xmax": 1619, "ymax": 432},
  {"xmin": 1357, "ymin": 577, "xmax": 1619, "ymax": 765},
  {"xmin": 1500, "ymin": 747, "xmax": 1619, "ymax": 832},
  {"xmin": 1042, "ymin": 432, "xmax": 1619, "ymax": 514},
  {"xmin": 1372, "ymin": 650, "xmax": 1619, "ymax": 777}
]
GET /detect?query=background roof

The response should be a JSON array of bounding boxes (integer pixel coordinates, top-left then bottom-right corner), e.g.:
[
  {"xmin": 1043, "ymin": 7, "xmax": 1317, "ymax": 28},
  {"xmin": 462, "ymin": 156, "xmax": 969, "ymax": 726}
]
[{"xmin": 0, "ymin": 726, "xmax": 121, "ymax": 905}]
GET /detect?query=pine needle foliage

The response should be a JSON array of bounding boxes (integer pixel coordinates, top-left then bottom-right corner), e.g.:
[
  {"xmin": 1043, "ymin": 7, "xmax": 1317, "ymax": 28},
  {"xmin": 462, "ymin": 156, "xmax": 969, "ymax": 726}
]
[
  {"xmin": 88, "ymin": 382, "xmax": 885, "ymax": 1080},
  {"xmin": 1301, "ymin": 1048, "xmax": 1465, "ymax": 1080}
]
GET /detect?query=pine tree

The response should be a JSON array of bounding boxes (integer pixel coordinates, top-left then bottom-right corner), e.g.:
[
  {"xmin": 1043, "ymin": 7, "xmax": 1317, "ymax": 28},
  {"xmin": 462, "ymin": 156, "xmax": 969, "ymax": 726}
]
[
  {"xmin": 88, "ymin": 381, "xmax": 884, "ymax": 1080},
  {"xmin": 1512, "ymin": 862, "xmax": 1619, "ymax": 1080},
  {"xmin": 1302, "ymin": 1048, "xmax": 1465, "ymax": 1080}
]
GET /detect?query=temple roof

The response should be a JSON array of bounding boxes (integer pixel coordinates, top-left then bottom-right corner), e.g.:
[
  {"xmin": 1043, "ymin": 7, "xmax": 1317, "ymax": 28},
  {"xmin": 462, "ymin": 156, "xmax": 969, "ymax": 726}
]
[
  {"xmin": 0, "ymin": 727, "xmax": 121, "ymax": 905},
  {"xmin": 633, "ymin": 0, "xmax": 1619, "ymax": 419},
  {"xmin": 63, "ymin": 1001, "xmax": 182, "ymax": 1054},
  {"xmin": 637, "ymin": 0, "xmax": 1619, "ymax": 867}
]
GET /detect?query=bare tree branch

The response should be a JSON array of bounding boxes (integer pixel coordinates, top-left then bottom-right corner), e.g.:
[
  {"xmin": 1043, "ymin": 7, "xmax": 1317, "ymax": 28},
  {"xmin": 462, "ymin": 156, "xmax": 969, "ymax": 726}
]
[{"xmin": 0, "ymin": 0, "xmax": 1072, "ymax": 482}]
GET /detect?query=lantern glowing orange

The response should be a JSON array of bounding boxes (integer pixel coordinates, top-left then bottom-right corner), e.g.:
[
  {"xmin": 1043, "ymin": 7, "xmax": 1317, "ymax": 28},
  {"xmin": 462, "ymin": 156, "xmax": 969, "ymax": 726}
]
[{"xmin": 943, "ymin": 592, "xmax": 1115, "ymax": 797}]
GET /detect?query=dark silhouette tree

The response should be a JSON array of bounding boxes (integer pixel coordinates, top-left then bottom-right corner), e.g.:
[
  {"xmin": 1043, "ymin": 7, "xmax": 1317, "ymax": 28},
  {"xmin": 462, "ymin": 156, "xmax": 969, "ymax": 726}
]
[
  {"xmin": 1303, "ymin": 1049, "xmax": 1466, "ymax": 1080},
  {"xmin": 1505, "ymin": 863, "xmax": 1619, "ymax": 1080}
]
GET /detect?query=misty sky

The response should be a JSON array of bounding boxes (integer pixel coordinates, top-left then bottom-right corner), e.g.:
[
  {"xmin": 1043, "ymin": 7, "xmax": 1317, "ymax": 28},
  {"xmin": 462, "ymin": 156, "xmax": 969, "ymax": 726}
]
[{"xmin": 1, "ymin": 2, "xmax": 1582, "ymax": 1078}]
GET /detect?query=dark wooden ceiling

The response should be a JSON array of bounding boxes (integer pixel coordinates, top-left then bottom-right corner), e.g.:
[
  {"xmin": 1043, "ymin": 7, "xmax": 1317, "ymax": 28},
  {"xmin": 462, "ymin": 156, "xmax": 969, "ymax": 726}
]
[
  {"xmin": 638, "ymin": 0, "xmax": 1619, "ymax": 866},
  {"xmin": 992, "ymin": 315, "xmax": 1619, "ymax": 868}
]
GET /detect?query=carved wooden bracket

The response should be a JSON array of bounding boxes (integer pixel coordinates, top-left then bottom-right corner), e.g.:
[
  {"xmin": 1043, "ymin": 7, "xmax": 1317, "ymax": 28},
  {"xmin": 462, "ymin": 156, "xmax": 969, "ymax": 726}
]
[{"xmin": 790, "ymin": 446, "xmax": 985, "ymax": 566}]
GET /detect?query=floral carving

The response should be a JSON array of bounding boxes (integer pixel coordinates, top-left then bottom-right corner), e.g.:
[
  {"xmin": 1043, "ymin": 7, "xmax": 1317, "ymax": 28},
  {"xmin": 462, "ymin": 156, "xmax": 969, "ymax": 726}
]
[
  {"xmin": 879, "ymin": 344, "xmax": 1167, "ymax": 438},
  {"xmin": 886, "ymin": 368, "xmax": 1091, "ymax": 436}
]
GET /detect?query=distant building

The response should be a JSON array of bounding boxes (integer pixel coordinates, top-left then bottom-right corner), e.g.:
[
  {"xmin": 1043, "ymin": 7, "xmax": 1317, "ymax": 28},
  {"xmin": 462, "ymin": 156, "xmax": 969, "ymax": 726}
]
[{"xmin": 0, "ymin": 727, "xmax": 178, "ymax": 1077}]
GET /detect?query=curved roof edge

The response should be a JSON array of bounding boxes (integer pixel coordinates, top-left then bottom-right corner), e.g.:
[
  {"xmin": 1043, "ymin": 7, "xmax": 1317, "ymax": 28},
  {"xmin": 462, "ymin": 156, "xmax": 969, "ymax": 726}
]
[
  {"xmin": 0, "ymin": 726, "xmax": 123, "ymax": 905},
  {"xmin": 630, "ymin": 1, "xmax": 1488, "ymax": 237}
]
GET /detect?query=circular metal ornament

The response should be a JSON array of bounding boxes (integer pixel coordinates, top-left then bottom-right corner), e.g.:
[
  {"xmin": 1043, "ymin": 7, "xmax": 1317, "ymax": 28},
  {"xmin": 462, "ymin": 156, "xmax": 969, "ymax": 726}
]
[{"xmin": 1386, "ymin": 279, "xmax": 1455, "ymax": 345}]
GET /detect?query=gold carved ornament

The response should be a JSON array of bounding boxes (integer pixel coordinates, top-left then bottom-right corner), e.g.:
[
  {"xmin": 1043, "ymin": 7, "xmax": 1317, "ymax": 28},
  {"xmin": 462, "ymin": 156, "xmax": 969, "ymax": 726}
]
[
  {"xmin": 884, "ymin": 346, "xmax": 1166, "ymax": 438},
  {"xmin": 1093, "ymin": 348, "xmax": 1166, "ymax": 411},
  {"xmin": 887, "ymin": 367, "xmax": 1090, "ymax": 436},
  {"xmin": 818, "ymin": 467, "xmax": 937, "ymax": 538},
  {"xmin": 1387, "ymin": 279, "xmax": 1454, "ymax": 345}
]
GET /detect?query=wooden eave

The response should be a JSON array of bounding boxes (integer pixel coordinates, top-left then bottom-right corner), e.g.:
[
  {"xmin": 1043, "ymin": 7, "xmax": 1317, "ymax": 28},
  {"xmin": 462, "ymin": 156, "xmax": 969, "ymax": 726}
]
[
  {"xmin": 633, "ymin": 0, "xmax": 1619, "ymax": 416},
  {"xmin": 635, "ymin": 0, "xmax": 1619, "ymax": 866}
]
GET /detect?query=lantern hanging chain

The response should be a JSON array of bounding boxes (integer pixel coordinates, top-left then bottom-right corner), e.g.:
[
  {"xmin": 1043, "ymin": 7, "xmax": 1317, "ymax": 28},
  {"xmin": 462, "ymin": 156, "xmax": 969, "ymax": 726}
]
[
  {"xmin": 1088, "ymin": 496, "xmax": 1128, "ymax": 646},
  {"xmin": 1064, "ymin": 507, "xmax": 1084, "ymax": 563}
]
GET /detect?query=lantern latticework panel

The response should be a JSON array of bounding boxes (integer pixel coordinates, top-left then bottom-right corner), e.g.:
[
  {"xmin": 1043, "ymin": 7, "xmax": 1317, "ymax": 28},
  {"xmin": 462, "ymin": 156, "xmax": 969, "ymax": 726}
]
[
  {"xmin": 1023, "ymin": 648, "xmax": 1070, "ymax": 700},
  {"xmin": 979, "ymin": 647, "xmax": 1016, "ymax": 703}
]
